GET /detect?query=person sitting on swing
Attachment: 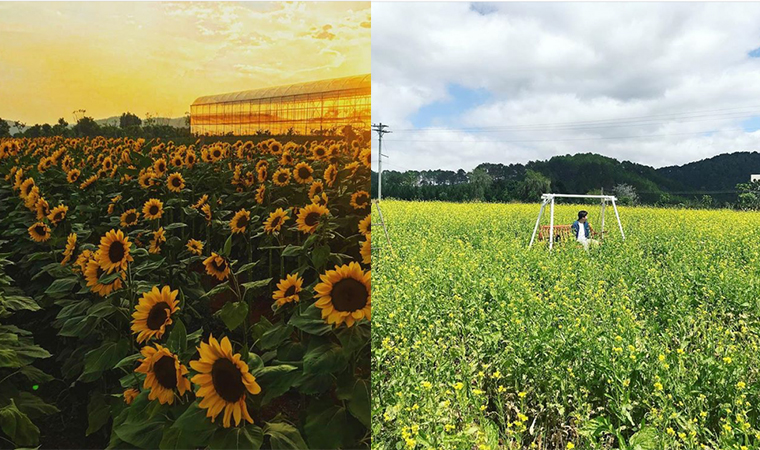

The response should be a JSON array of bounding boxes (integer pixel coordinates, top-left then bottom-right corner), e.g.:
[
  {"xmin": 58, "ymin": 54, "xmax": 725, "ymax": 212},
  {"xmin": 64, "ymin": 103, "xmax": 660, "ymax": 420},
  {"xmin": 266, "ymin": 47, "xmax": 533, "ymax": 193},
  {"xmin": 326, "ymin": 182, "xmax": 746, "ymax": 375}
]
[{"xmin": 572, "ymin": 210, "xmax": 600, "ymax": 249}]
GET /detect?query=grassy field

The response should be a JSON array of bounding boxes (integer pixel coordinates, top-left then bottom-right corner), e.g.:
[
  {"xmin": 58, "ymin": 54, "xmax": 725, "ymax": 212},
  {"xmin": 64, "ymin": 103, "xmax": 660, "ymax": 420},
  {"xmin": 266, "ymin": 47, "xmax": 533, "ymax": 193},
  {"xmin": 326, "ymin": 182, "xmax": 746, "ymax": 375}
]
[{"xmin": 372, "ymin": 200, "xmax": 760, "ymax": 450}]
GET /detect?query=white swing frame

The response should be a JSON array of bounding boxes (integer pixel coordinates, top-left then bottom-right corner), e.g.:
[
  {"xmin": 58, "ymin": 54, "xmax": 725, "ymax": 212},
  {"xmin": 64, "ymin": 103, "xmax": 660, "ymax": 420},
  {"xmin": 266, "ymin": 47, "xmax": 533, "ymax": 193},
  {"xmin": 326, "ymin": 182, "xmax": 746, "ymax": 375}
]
[{"xmin": 528, "ymin": 193, "xmax": 625, "ymax": 250}]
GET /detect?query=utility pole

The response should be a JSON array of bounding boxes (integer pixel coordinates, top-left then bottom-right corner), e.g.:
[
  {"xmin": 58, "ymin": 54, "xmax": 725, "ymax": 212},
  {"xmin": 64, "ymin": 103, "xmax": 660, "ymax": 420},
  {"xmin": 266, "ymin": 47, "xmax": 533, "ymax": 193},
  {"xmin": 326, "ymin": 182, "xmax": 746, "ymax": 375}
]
[{"xmin": 371, "ymin": 123, "xmax": 391, "ymax": 200}]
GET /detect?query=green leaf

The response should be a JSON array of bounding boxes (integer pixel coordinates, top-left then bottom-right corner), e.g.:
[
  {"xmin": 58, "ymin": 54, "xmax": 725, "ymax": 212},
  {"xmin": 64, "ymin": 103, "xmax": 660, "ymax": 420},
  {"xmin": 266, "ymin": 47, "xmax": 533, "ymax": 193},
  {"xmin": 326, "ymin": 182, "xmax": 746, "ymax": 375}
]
[
  {"xmin": 0, "ymin": 400, "xmax": 39, "ymax": 447},
  {"xmin": 222, "ymin": 234, "xmax": 233, "ymax": 257},
  {"xmin": 217, "ymin": 301, "xmax": 249, "ymax": 331},
  {"xmin": 1, "ymin": 295, "xmax": 40, "ymax": 312},
  {"xmin": 98, "ymin": 270, "xmax": 122, "ymax": 285},
  {"xmin": 347, "ymin": 379, "xmax": 370, "ymax": 428},
  {"xmin": 281, "ymin": 245, "xmax": 302, "ymax": 257},
  {"xmin": 114, "ymin": 353, "xmax": 141, "ymax": 370},
  {"xmin": 336, "ymin": 325, "xmax": 370, "ymax": 354},
  {"xmin": 288, "ymin": 304, "xmax": 331, "ymax": 336},
  {"xmin": 58, "ymin": 315, "xmax": 98, "ymax": 338},
  {"xmin": 259, "ymin": 322, "xmax": 293, "ymax": 350},
  {"xmin": 310, "ymin": 244, "xmax": 331, "ymax": 269},
  {"xmin": 303, "ymin": 342, "xmax": 348, "ymax": 375},
  {"xmin": 235, "ymin": 260, "xmax": 260, "ymax": 275},
  {"xmin": 0, "ymin": 348, "xmax": 20, "ymax": 368},
  {"xmin": 45, "ymin": 277, "xmax": 78, "ymax": 297},
  {"xmin": 15, "ymin": 392, "xmax": 59, "ymax": 419},
  {"xmin": 113, "ymin": 391, "xmax": 168, "ymax": 449},
  {"xmin": 203, "ymin": 281, "xmax": 231, "ymax": 299},
  {"xmin": 629, "ymin": 427, "xmax": 660, "ymax": 450},
  {"xmin": 86, "ymin": 391, "xmax": 110, "ymax": 436},
  {"xmin": 159, "ymin": 403, "xmax": 216, "ymax": 449},
  {"xmin": 87, "ymin": 301, "xmax": 118, "ymax": 318},
  {"xmin": 166, "ymin": 319, "xmax": 187, "ymax": 354},
  {"xmin": 264, "ymin": 422, "xmax": 308, "ymax": 450},
  {"xmin": 242, "ymin": 278, "xmax": 272, "ymax": 296},
  {"xmin": 19, "ymin": 365, "xmax": 53, "ymax": 383},
  {"xmin": 304, "ymin": 404, "xmax": 348, "ymax": 449},
  {"xmin": 254, "ymin": 365, "xmax": 300, "ymax": 405},
  {"xmin": 210, "ymin": 424, "xmax": 264, "ymax": 450},
  {"xmin": 80, "ymin": 340, "xmax": 130, "ymax": 382},
  {"xmin": 163, "ymin": 223, "xmax": 187, "ymax": 231}
]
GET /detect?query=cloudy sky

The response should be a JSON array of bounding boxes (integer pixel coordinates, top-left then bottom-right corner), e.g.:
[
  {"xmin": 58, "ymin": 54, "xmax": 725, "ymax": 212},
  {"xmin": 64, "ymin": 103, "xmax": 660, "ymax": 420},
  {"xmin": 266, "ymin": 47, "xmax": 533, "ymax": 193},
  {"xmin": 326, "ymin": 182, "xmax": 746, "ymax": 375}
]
[
  {"xmin": 371, "ymin": 2, "xmax": 760, "ymax": 171},
  {"xmin": 0, "ymin": 2, "xmax": 370, "ymax": 124}
]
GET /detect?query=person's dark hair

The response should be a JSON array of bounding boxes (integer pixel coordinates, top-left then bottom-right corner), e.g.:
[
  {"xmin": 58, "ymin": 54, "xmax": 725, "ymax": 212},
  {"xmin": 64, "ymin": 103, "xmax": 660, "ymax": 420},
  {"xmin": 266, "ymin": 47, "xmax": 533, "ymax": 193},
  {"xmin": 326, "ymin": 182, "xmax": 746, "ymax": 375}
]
[{"xmin": 578, "ymin": 210, "xmax": 588, "ymax": 220}]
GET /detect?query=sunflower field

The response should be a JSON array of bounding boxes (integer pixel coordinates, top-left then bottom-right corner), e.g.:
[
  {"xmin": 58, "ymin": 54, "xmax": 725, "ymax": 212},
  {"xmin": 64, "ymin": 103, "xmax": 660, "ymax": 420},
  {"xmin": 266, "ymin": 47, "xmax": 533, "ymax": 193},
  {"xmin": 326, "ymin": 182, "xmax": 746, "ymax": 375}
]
[
  {"xmin": 0, "ymin": 135, "xmax": 371, "ymax": 449},
  {"xmin": 373, "ymin": 200, "xmax": 760, "ymax": 450}
]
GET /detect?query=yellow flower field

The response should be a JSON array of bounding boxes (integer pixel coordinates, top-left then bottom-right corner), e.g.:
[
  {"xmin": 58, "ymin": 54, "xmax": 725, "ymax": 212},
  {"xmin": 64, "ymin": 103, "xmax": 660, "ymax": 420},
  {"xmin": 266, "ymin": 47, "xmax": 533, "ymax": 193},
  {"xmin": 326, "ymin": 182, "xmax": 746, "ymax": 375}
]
[{"xmin": 372, "ymin": 200, "xmax": 760, "ymax": 450}]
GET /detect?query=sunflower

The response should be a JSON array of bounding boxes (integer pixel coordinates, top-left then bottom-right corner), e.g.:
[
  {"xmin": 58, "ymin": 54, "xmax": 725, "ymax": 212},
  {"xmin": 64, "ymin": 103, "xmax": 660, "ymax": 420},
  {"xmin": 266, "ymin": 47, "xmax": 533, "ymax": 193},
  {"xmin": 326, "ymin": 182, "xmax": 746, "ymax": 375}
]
[
  {"xmin": 358, "ymin": 214, "xmax": 371, "ymax": 237},
  {"xmin": 75, "ymin": 249, "xmax": 93, "ymax": 273},
  {"xmin": 361, "ymin": 236, "xmax": 370, "ymax": 264},
  {"xmin": 190, "ymin": 336, "xmax": 261, "ymax": 428},
  {"xmin": 272, "ymin": 274, "xmax": 303, "ymax": 307},
  {"xmin": 257, "ymin": 165, "xmax": 267, "ymax": 183},
  {"xmin": 312, "ymin": 145, "xmax": 328, "ymax": 161},
  {"xmin": 296, "ymin": 203, "xmax": 328, "ymax": 234},
  {"xmin": 67, "ymin": 169, "xmax": 80, "ymax": 184},
  {"xmin": 47, "ymin": 205, "xmax": 68, "ymax": 224},
  {"xmin": 280, "ymin": 151, "xmax": 294, "ymax": 166},
  {"xmin": 263, "ymin": 208, "xmax": 289, "ymax": 234},
  {"xmin": 131, "ymin": 286, "xmax": 180, "ymax": 343},
  {"xmin": 143, "ymin": 198, "xmax": 164, "ymax": 220},
  {"xmin": 185, "ymin": 150, "xmax": 197, "ymax": 167},
  {"xmin": 360, "ymin": 148, "xmax": 371, "ymax": 169},
  {"xmin": 149, "ymin": 228, "xmax": 166, "ymax": 254},
  {"xmin": 311, "ymin": 193, "xmax": 328, "ymax": 207},
  {"xmin": 315, "ymin": 262, "xmax": 371, "ymax": 327},
  {"xmin": 209, "ymin": 145, "xmax": 224, "ymax": 161},
  {"xmin": 203, "ymin": 253, "xmax": 230, "ymax": 281},
  {"xmin": 230, "ymin": 209, "xmax": 250, "ymax": 234},
  {"xmin": 272, "ymin": 168, "xmax": 291, "ymax": 186},
  {"xmin": 28, "ymin": 222, "xmax": 51, "ymax": 242},
  {"xmin": 120, "ymin": 209, "xmax": 140, "ymax": 227},
  {"xmin": 186, "ymin": 239, "xmax": 203, "ymax": 256},
  {"xmin": 84, "ymin": 256, "xmax": 124, "ymax": 297},
  {"xmin": 293, "ymin": 162, "xmax": 314, "ymax": 184},
  {"xmin": 80, "ymin": 174, "xmax": 98, "ymax": 190},
  {"xmin": 123, "ymin": 388, "xmax": 139, "ymax": 405},
  {"xmin": 308, "ymin": 180, "xmax": 324, "ymax": 199},
  {"xmin": 20, "ymin": 178, "xmax": 35, "ymax": 199},
  {"xmin": 193, "ymin": 194, "xmax": 209, "ymax": 209},
  {"xmin": 134, "ymin": 344, "xmax": 190, "ymax": 405},
  {"xmin": 61, "ymin": 233, "xmax": 77, "ymax": 266},
  {"xmin": 167, "ymin": 173, "xmax": 185, "ymax": 193},
  {"xmin": 201, "ymin": 203, "xmax": 212, "ymax": 222},
  {"xmin": 153, "ymin": 158, "xmax": 168, "ymax": 176},
  {"xmin": 323, "ymin": 164, "xmax": 337, "ymax": 188},
  {"xmin": 255, "ymin": 184, "xmax": 265, "ymax": 205},
  {"xmin": 97, "ymin": 229, "xmax": 133, "ymax": 273},
  {"xmin": 350, "ymin": 190, "xmax": 370, "ymax": 210},
  {"xmin": 35, "ymin": 197, "xmax": 50, "ymax": 221}
]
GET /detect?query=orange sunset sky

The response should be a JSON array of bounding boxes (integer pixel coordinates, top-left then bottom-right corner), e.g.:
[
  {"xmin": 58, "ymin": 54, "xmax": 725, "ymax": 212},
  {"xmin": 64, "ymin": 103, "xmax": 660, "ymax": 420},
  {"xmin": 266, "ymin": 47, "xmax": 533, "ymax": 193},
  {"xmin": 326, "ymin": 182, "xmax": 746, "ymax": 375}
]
[{"xmin": 0, "ymin": 2, "xmax": 371, "ymax": 125}]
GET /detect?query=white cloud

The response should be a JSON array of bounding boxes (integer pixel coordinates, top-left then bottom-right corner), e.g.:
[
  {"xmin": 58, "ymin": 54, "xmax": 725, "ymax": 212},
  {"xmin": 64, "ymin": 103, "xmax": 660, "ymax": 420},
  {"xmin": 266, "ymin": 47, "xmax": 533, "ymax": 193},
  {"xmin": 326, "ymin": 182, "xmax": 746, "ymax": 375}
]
[{"xmin": 371, "ymin": 2, "xmax": 760, "ymax": 171}]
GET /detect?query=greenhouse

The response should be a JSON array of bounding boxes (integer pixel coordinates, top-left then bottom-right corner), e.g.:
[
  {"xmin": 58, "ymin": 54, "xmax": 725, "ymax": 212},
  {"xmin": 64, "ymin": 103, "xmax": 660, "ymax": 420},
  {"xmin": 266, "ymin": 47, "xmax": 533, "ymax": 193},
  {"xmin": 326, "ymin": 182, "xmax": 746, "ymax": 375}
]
[{"xmin": 190, "ymin": 74, "xmax": 371, "ymax": 136}]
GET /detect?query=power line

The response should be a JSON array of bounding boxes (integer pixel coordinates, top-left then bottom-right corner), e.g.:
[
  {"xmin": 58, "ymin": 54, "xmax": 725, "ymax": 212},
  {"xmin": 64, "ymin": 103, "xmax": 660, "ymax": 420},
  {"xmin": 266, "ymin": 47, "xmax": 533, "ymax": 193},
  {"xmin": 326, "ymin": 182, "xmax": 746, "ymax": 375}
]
[
  {"xmin": 384, "ymin": 129, "xmax": 725, "ymax": 144},
  {"xmin": 372, "ymin": 123, "xmax": 392, "ymax": 200}
]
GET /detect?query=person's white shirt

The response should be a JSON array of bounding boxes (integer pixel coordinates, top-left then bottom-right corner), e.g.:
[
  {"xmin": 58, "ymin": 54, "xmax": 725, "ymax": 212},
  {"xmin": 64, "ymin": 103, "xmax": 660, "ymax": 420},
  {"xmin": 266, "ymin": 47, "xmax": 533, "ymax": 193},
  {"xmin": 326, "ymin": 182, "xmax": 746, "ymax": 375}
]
[{"xmin": 577, "ymin": 222, "xmax": 587, "ymax": 243}]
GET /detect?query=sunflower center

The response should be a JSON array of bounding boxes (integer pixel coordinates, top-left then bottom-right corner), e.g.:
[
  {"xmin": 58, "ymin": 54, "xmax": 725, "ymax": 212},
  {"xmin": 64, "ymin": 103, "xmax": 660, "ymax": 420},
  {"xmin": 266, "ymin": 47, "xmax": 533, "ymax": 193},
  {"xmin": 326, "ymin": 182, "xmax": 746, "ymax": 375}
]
[
  {"xmin": 158, "ymin": 163, "xmax": 165, "ymax": 171},
  {"xmin": 108, "ymin": 241, "xmax": 125, "ymax": 263},
  {"xmin": 298, "ymin": 168, "xmax": 310, "ymax": 179},
  {"xmin": 330, "ymin": 278, "xmax": 368, "ymax": 312},
  {"xmin": 236, "ymin": 215, "xmax": 249, "ymax": 228},
  {"xmin": 153, "ymin": 355, "xmax": 178, "ymax": 389},
  {"xmin": 356, "ymin": 195, "xmax": 368, "ymax": 206},
  {"xmin": 278, "ymin": 174, "xmax": 287, "ymax": 183},
  {"xmin": 147, "ymin": 303, "xmax": 171, "ymax": 330},
  {"xmin": 54, "ymin": 212, "xmax": 63, "ymax": 222},
  {"xmin": 212, "ymin": 259, "xmax": 227, "ymax": 272},
  {"xmin": 271, "ymin": 217, "xmax": 281, "ymax": 228},
  {"xmin": 34, "ymin": 225, "xmax": 46, "ymax": 236},
  {"xmin": 125, "ymin": 212, "xmax": 136, "ymax": 223},
  {"xmin": 172, "ymin": 177, "xmax": 181, "ymax": 187},
  {"xmin": 149, "ymin": 205, "xmax": 159, "ymax": 215},
  {"xmin": 213, "ymin": 150, "xmax": 221, "ymax": 158},
  {"xmin": 304, "ymin": 212, "xmax": 321, "ymax": 227},
  {"xmin": 284, "ymin": 285, "xmax": 296, "ymax": 297},
  {"xmin": 212, "ymin": 358, "xmax": 246, "ymax": 403}
]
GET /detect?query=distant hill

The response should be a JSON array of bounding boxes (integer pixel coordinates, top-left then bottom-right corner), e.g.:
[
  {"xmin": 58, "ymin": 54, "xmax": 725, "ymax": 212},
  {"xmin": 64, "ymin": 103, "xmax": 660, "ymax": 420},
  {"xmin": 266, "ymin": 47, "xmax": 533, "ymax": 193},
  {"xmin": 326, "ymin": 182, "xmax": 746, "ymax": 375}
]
[{"xmin": 372, "ymin": 151, "xmax": 760, "ymax": 206}]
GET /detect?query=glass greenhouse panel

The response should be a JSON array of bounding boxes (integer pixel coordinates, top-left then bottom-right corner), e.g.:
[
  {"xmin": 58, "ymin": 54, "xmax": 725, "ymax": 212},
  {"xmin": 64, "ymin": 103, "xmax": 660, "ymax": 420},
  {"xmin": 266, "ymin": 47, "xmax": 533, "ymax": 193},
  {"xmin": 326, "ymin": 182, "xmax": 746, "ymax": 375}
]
[{"xmin": 190, "ymin": 74, "xmax": 370, "ymax": 136}]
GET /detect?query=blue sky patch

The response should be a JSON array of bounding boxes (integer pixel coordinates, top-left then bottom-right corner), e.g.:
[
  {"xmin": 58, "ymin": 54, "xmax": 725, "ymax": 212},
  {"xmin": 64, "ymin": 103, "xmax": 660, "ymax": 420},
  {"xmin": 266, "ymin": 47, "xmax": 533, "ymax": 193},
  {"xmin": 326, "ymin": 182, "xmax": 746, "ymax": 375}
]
[
  {"xmin": 742, "ymin": 116, "xmax": 760, "ymax": 132},
  {"xmin": 410, "ymin": 84, "xmax": 492, "ymax": 128},
  {"xmin": 750, "ymin": 47, "xmax": 760, "ymax": 58}
]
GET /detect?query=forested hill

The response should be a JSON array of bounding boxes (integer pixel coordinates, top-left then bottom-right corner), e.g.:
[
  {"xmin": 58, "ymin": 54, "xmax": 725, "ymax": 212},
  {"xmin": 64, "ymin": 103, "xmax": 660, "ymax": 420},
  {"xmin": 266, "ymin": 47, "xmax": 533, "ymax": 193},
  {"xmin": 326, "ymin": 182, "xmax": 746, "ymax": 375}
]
[{"xmin": 371, "ymin": 151, "xmax": 760, "ymax": 206}]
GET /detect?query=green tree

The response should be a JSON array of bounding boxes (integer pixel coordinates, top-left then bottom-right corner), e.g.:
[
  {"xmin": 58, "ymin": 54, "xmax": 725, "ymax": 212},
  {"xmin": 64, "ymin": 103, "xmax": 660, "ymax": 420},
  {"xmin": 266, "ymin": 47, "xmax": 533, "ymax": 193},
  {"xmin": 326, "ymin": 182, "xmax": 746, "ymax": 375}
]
[
  {"xmin": 0, "ymin": 117, "xmax": 10, "ymax": 137},
  {"xmin": 736, "ymin": 181, "xmax": 760, "ymax": 210},
  {"xmin": 119, "ymin": 112, "xmax": 142, "ymax": 128},
  {"xmin": 469, "ymin": 168, "xmax": 493, "ymax": 201},
  {"xmin": 519, "ymin": 170, "xmax": 551, "ymax": 201},
  {"xmin": 73, "ymin": 116, "xmax": 101, "ymax": 137}
]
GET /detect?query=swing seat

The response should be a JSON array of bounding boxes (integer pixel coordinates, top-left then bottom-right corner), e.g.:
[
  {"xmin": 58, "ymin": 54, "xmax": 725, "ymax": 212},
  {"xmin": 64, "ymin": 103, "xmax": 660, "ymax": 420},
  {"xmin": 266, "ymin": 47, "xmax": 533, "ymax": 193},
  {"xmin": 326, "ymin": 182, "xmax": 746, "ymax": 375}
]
[{"xmin": 538, "ymin": 225, "xmax": 572, "ymax": 242}]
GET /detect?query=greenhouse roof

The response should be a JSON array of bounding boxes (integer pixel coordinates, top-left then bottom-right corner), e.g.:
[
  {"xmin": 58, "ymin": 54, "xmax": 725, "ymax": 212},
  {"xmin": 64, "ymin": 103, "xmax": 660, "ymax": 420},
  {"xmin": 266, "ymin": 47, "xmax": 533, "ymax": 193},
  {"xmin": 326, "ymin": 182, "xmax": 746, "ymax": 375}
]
[{"xmin": 191, "ymin": 74, "xmax": 370, "ymax": 106}]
